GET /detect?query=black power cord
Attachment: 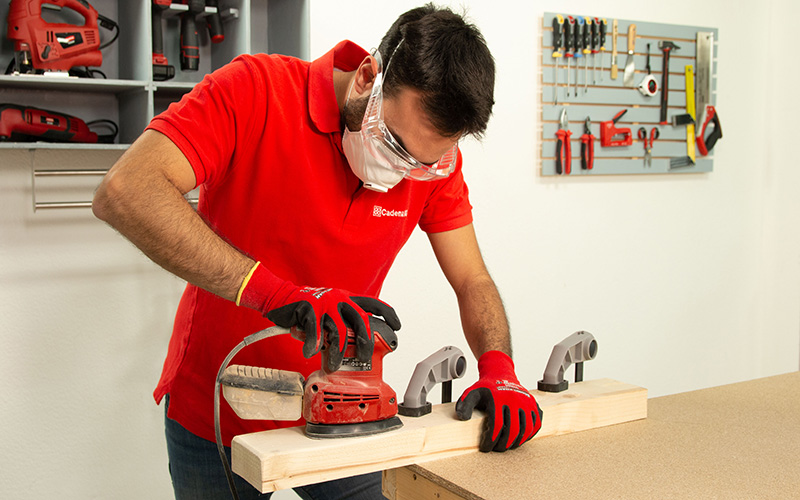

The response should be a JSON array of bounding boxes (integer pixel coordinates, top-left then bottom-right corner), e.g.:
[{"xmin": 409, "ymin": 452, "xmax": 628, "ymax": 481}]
[
  {"xmin": 97, "ymin": 14, "xmax": 119, "ymax": 50},
  {"xmin": 214, "ymin": 327, "xmax": 292, "ymax": 500},
  {"xmin": 87, "ymin": 119, "xmax": 118, "ymax": 144}
]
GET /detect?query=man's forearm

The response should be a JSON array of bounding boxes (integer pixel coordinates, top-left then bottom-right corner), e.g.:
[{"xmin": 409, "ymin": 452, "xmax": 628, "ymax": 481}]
[
  {"xmin": 93, "ymin": 133, "xmax": 253, "ymax": 301},
  {"xmin": 456, "ymin": 274, "xmax": 512, "ymax": 359}
]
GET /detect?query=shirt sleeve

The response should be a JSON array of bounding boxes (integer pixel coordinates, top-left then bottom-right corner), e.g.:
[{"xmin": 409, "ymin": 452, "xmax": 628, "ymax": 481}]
[
  {"xmin": 146, "ymin": 55, "xmax": 267, "ymax": 188},
  {"xmin": 418, "ymin": 149, "xmax": 473, "ymax": 233}
]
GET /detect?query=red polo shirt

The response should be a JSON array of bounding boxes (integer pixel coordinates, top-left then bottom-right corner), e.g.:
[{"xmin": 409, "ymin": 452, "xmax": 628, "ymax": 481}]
[{"xmin": 147, "ymin": 41, "xmax": 473, "ymax": 445}]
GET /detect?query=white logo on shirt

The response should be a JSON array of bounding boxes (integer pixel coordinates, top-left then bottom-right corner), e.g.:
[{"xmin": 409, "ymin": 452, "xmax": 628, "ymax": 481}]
[{"xmin": 372, "ymin": 205, "xmax": 408, "ymax": 218}]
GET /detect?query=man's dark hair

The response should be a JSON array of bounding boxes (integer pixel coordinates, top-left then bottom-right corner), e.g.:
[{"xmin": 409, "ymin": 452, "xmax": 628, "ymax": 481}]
[{"xmin": 378, "ymin": 4, "xmax": 495, "ymax": 139}]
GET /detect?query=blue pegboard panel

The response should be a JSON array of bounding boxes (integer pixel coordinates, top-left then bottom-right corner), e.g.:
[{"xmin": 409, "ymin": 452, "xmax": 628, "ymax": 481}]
[{"xmin": 541, "ymin": 13, "xmax": 719, "ymax": 176}]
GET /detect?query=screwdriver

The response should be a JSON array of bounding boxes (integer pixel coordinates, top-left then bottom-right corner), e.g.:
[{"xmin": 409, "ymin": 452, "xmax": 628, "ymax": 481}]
[
  {"xmin": 575, "ymin": 16, "xmax": 584, "ymax": 97},
  {"xmin": 552, "ymin": 15, "xmax": 564, "ymax": 105},
  {"xmin": 565, "ymin": 16, "xmax": 576, "ymax": 100},
  {"xmin": 583, "ymin": 17, "xmax": 592, "ymax": 93},
  {"xmin": 591, "ymin": 17, "xmax": 600, "ymax": 84},
  {"xmin": 598, "ymin": 18, "xmax": 608, "ymax": 82}
]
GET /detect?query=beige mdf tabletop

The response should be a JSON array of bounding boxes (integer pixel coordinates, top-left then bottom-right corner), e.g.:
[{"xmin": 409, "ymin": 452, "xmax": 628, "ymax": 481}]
[{"xmin": 384, "ymin": 372, "xmax": 800, "ymax": 500}]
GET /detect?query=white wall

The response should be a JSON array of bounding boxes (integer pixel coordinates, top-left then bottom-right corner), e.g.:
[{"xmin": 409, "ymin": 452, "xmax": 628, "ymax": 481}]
[{"xmin": 1, "ymin": 1, "xmax": 798, "ymax": 498}]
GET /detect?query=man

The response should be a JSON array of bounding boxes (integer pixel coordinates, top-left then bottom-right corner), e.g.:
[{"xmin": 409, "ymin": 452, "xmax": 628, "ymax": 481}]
[{"xmin": 93, "ymin": 4, "xmax": 541, "ymax": 499}]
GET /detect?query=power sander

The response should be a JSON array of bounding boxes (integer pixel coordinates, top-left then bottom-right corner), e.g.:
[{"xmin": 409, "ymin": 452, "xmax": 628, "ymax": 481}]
[
  {"xmin": 0, "ymin": 103, "xmax": 117, "ymax": 143},
  {"xmin": 6, "ymin": 0, "xmax": 119, "ymax": 74},
  {"xmin": 214, "ymin": 317, "xmax": 401, "ymax": 498},
  {"xmin": 216, "ymin": 316, "xmax": 402, "ymax": 439}
]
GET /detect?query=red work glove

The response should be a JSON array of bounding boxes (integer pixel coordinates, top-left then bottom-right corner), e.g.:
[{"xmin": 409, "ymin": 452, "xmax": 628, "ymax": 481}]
[
  {"xmin": 236, "ymin": 262, "xmax": 401, "ymax": 371},
  {"xmin": 455, "ymin": 350, "xmax": 543, "ymax": 452}
]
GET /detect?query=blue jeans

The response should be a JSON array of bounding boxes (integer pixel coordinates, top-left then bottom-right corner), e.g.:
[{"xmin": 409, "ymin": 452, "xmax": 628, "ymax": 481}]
[{"xmin": 164, "ymin": 398, "xmax": 385, "ymax": 500}]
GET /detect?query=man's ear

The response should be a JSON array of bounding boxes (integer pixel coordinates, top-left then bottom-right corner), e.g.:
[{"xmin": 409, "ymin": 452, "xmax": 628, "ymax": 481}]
[{"xmin": 351, "ymin": 55, "xmax": 378, "ymax": 97}]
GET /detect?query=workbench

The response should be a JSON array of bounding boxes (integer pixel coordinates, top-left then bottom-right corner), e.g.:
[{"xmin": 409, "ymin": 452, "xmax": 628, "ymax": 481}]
[{"xmin": 382, "ymin": 372, "xmax": 800, "ymax": 500}]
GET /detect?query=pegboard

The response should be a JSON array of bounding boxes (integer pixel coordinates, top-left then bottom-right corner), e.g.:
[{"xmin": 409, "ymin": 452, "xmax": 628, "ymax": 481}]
[{"xmin": 540, "ymin": 13, "xmax": 719, "ymax": 176}]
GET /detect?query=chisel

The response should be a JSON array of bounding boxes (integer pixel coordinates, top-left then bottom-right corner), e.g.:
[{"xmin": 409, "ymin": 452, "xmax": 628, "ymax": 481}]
[
  {"xmin": 610, "ymin": 19, "xmax": 618, "ymax": 80},
  {"xmin": 623, "ymin": 24, "xmax": 637, "ymax": 87}
]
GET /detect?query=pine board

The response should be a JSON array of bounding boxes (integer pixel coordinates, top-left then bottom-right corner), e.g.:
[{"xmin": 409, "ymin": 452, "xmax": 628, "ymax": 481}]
[{"xmin": 231, "ymin": 378, "xmax": 647, "ymax": 493}]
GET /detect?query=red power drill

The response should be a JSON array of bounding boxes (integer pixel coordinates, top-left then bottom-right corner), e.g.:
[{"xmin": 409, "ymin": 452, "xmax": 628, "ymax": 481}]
[
  {"xmin": 205, "ymin": 0, "xmax": 224, "ymax": 44},
  {"xmin": 177, "ymin": 0, "xmax": 205, "ymax": 71},
  {"xmin": 152, "ymin": 0, "xmax": 175, "ymax": 80},
  {"xmin": 6, "ymin": 0, "xmax": 118, "ymax": 73},
  {"xmin": 0, "ymin": 103, "xmax": 101, "ymax": 143}
]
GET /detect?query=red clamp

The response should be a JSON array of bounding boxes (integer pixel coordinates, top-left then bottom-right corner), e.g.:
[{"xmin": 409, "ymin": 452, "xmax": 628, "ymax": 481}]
[{"xmin": 600, "ymin": 109, "xmax": 632, "ymax": 147}]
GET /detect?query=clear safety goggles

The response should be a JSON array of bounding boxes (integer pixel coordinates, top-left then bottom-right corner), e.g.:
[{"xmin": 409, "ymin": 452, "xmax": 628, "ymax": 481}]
[{"xmin": 355, "ymin": 48, "xmax": 459, "ymax": 181}]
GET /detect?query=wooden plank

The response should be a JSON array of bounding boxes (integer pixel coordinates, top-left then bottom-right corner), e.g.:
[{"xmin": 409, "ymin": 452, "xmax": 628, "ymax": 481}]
[{"xmin": 231, "ymin": 378, "xmax": 647, "ymax": 493}]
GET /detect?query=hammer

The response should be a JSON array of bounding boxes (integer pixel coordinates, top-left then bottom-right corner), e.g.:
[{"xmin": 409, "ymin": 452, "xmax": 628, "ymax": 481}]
[{"xmin": 658, "ymin": 41, "xmax": 680, "ymax": 125}]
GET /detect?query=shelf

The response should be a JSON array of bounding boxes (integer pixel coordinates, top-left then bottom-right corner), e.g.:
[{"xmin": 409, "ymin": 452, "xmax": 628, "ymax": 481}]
[
  {"xmin": 0, "ymin": 0, "xmax": 308, "ymax": 152},
  {"xmin": 0, "ymin": 75, "xmax": 149, "ymax": 94},
  {"xmin": 153, "ymin": 81, "xmax": 200, "ymax": 95},
  {"xmin": 0, "ymin": 142, "xmax": 130, "ymax": 151}
]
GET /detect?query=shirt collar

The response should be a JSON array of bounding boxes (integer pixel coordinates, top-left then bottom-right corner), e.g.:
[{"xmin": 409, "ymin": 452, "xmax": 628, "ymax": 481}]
[{"xmin": 309, "ymin": 40, "xmax": 369, "ymax": 134}]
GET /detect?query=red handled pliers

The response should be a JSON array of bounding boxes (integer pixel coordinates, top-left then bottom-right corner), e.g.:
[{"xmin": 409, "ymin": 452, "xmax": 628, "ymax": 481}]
[
  {"xmin": 556, "ymin": 108, "xmax": 572, "ymax": 174},
  {"xmin": 580, "ymin": 117, "xmax": 595, "ymax": 170}
]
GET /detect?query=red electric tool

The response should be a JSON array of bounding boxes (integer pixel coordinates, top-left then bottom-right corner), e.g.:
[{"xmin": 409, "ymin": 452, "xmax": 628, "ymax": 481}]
[
  {"xmin": 177, "ymin": 0, "xmax": 205, "ymax": 71},
  {"xmin": 216, "ymin": 316, "xmax": 401, "ymax": 438},
  {"xmin": 301, "ymin": 318, "xmax": 401, "ymax": 436},
  {"xmin": 6, "ymin": 0, "xmax": 118, "ymax": 74},
  {"xmin": 0, "ymin": 103, "xmax": 117, "ymax": 143},
  {"xmin": 600, "ymin": 109, "xmax": 632, "ymax": 147},
  {"xmin": 214, "ymin": 316, "xmax": 402, "ymax": 498},
  {"xmin": 152, "ymin": 0, "xmax": 175, "ymax": 81},
  {"xmin": 205, "ymin": 0, "xmax": 225, "ymax": 44}
]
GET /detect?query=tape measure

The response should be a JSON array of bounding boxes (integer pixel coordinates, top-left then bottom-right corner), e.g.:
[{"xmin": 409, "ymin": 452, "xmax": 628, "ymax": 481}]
[{"xmin": 638, "ymin": 74, "xmax": 658, "ymax": 97}]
